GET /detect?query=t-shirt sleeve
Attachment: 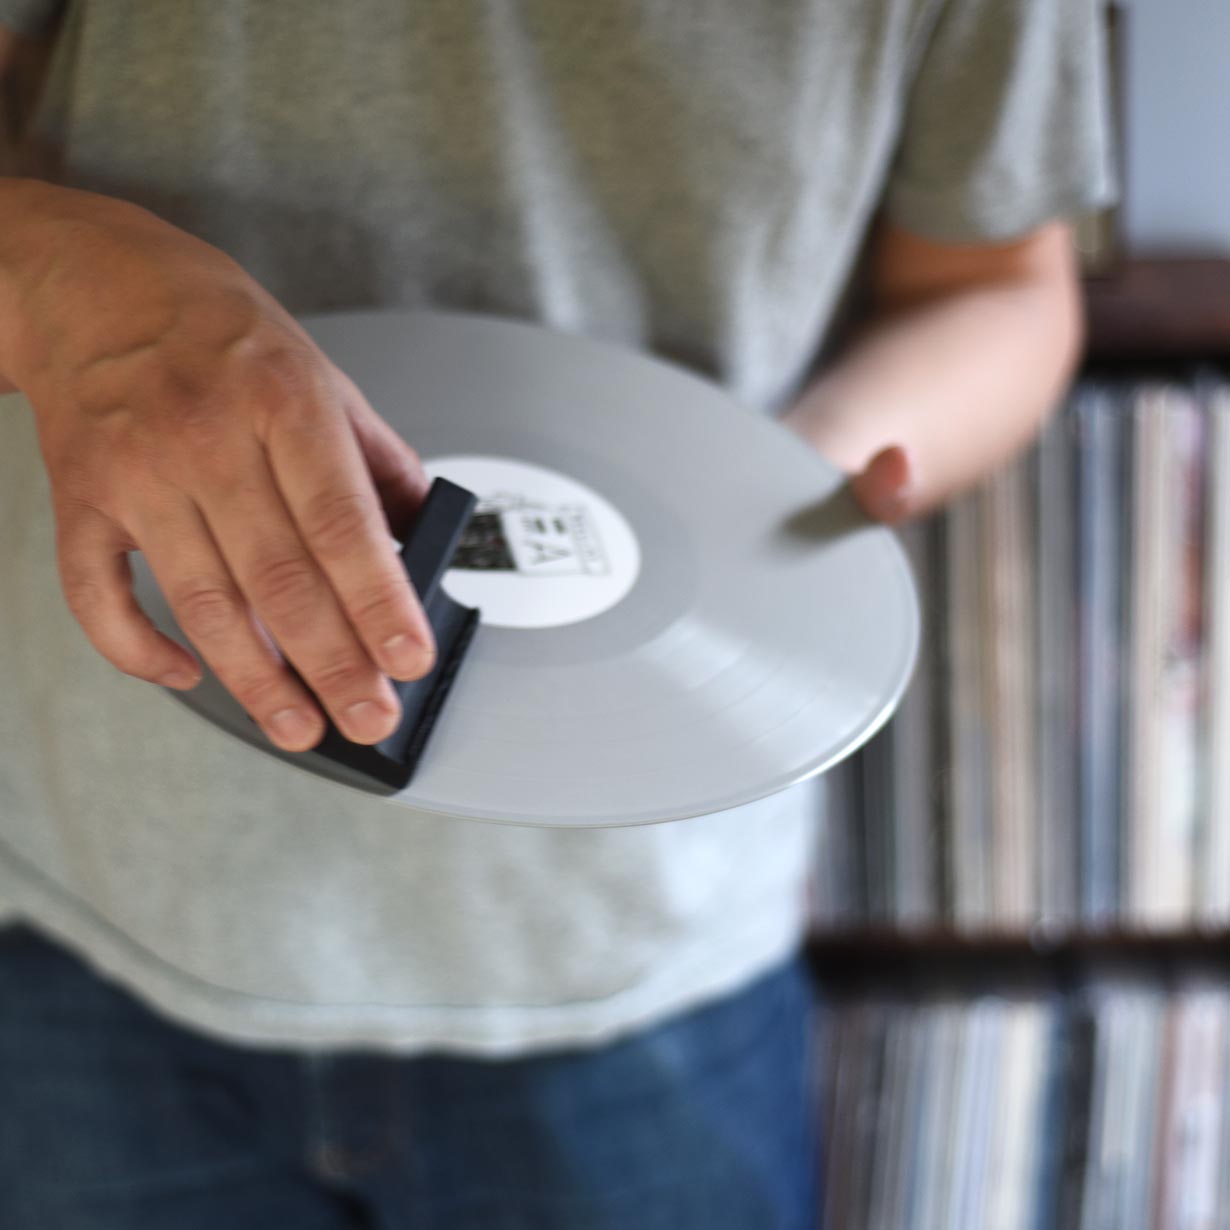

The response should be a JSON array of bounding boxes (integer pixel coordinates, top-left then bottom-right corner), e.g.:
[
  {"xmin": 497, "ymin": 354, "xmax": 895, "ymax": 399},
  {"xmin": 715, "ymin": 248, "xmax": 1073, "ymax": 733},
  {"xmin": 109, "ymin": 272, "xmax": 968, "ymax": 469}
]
[
  {"xmin": 0, "ymin": 0, "xmax": 63, "ymax": 38},
  {"xmin": 883, "ymin": 0, "xmax": 1118, "ymax": 242}
]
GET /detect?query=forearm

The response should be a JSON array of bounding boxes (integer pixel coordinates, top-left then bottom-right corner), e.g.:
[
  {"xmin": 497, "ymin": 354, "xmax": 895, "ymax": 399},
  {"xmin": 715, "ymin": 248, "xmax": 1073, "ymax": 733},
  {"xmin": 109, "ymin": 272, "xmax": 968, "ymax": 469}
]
[
  {"xmin": 0, "ymin": 176, "xmax": 66, "ymax": 395},
  {"xmin": 0, "ymin": 177, "xmax": 35, "ymax": 394},
  {"xmin": 2, "ymin": 21, "xmax": 68, "ymax": 392},
  {"xmin": 780, "ymin": 248, "xmax": 1083, "ymax": 517}
]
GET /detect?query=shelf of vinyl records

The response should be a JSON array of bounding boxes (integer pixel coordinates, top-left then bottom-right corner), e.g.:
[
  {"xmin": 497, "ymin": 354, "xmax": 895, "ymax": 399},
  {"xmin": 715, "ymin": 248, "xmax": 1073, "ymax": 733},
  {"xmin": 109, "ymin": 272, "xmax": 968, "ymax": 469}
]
[
  {"xmin": 807, "ymin": 365, "xmax": 1230, "ymax": 944},
  {"xmin": 812, "ymin": 971, "xmax": 1230, "ymax": 1230},
  {"xmin": 801, "ymin": 265, "xmax": 1230, "ymax": 1230}
]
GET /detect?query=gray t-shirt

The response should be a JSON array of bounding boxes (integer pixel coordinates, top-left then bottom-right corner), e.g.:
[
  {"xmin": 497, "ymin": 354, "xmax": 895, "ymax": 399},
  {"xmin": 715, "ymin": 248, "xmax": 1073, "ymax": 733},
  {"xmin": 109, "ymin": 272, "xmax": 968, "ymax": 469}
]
[{"xmin": 0, "ymin": 0, "xmax": 1113, "ymax": 1054}]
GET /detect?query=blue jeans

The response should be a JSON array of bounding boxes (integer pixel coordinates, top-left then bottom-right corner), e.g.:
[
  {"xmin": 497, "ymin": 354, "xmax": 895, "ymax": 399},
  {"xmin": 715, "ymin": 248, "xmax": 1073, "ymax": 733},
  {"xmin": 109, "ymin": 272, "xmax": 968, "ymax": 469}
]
[{"xmin": 0, "ymin": 924, "xmax": 820, "ymax": 1229}]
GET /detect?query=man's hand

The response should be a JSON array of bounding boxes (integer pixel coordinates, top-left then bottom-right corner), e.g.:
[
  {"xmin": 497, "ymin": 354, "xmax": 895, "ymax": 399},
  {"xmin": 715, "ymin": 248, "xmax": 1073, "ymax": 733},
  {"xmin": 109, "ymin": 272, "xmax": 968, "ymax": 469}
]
[{"xmin": 0, "ymin": 179, "xmax": 436, "ymax": 752}]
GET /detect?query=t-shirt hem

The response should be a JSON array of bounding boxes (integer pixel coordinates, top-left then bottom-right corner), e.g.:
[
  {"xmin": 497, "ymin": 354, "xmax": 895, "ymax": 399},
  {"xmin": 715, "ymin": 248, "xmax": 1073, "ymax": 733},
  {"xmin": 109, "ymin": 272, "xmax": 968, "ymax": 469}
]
[
  {"xmin": 884, "ymin": 174, "xmax": 1119, "ymax": 244},
  {"xmin": 0, "ymin": 856, "xmax": 809, "ymax": 1059}
]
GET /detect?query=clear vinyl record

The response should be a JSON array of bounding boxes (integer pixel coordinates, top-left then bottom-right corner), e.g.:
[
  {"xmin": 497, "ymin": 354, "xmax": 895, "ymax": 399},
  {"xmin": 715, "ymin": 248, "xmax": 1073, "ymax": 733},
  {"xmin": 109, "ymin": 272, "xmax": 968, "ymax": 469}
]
[{"xmin": 133, "ymin": 310, "xmax": 920, "ymax": 827}]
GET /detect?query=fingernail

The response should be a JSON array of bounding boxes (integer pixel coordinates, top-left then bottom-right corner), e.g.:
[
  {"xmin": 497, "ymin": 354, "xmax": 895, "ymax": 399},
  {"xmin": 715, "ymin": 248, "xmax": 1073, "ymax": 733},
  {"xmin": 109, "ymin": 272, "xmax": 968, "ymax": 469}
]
[
  {"xmin": 381, "ymin": 633, "xmax": 434, "ymax": 679},
  {"xmin": 269, "ymin": 707, "xmax": 321, "ymax": 749},
  {"xmin": 344, "ymin": 698, "xmax": 399, "ymax": 743},
  {"xmin": 160, "ymin": 670, "xmax": 201, "ymax": 690}
]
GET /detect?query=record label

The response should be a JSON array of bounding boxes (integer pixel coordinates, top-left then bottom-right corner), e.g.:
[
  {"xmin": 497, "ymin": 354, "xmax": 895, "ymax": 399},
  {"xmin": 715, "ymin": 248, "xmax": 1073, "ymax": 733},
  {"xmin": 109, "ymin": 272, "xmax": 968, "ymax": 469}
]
[{"xmin": 422, "ymin": 454, "xmax": 641, "ymax": 629}]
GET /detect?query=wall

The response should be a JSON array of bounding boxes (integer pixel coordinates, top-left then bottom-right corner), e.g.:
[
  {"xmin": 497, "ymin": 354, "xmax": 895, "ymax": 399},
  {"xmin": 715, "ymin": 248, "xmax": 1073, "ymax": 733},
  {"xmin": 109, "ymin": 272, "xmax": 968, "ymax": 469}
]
[{"xmin": 1117, "ymin": 0, "xmax": 1230, "ymax": 253}]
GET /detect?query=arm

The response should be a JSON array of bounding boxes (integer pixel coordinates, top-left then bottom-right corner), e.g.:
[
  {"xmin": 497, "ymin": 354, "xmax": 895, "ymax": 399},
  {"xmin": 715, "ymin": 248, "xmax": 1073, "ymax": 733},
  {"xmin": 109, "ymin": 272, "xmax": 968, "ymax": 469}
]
[
  {"xmin": 778, "ymin": 220, "xmax": 1083, "ymax": 522},
  {"xmin": 0, "ymin": 176, "xmax": 62, "ymax": 395},
  {"xmin": 1, "ymin": 14, "xmax": 51, "ymax": 392}
]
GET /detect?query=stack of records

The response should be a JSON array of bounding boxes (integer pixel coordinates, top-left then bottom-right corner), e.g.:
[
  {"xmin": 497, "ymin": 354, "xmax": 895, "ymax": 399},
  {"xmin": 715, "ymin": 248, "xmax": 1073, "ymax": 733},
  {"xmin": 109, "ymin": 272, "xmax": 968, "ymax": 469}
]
[{"xmin": 815, "ymin": 974, "xmax": 1230, "ymax": 1230}]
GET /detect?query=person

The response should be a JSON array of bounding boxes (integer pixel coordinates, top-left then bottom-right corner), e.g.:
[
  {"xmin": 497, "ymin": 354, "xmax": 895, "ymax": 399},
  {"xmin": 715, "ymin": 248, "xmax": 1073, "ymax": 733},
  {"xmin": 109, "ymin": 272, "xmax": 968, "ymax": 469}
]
[{"xmin": 0, "ymin": 2, "xmax": 1112, "ymax": 1227}]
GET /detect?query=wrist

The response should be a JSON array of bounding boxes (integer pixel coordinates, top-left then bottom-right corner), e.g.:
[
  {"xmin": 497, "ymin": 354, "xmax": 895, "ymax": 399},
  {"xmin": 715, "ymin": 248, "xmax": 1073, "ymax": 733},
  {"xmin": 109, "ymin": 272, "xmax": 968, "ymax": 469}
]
[
  {"xmin": 0, "ymin": 179, "xmax": 73, "ymax": 390},
  {"xmin": 0, "ymin": 178, "xmax": 157, "ymax": 391}
]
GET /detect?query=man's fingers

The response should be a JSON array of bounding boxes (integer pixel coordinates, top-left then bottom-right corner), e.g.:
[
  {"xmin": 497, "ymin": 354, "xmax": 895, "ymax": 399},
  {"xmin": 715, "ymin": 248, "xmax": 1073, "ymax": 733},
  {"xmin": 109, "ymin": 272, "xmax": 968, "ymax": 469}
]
[
  {"xmin": 192, "ymin": 449, "xmax": 404, "ymax": 744},
  {"xmin": 266, "ymin": 397, "xmax": 436, "ymax": 682},
  {"xmin": 131, "ymin": 496, "xmax": 332, "ymax": 752},
  {"xmin": 56, "ymin": 503, "xmax": 203, "ymax": 688}
]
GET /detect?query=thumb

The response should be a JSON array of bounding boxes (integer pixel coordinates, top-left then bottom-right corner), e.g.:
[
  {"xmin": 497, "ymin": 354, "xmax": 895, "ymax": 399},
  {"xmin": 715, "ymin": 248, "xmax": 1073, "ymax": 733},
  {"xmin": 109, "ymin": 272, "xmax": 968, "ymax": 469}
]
[{"xmin": 849, "ymin": 444, "xmax": 916, "ymax": 524}]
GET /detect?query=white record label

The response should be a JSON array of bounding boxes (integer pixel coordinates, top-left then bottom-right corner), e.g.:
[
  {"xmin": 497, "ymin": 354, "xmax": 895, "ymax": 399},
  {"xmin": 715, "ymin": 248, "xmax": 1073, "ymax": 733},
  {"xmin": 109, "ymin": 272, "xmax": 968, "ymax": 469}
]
[{"xmin": 421, "ymin": 454, "xmax": 642, "ymax": 629}]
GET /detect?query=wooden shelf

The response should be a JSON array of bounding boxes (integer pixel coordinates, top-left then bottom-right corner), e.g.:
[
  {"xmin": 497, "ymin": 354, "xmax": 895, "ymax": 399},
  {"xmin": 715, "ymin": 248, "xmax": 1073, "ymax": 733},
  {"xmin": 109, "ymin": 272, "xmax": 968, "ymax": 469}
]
[
  {"xmin": 810, "ymin": 926, "xmax": 1230, "ymax": 954},
  {"xmin": 1083, "ymin": 256, "xmax": 1230, "ymax": 363},
  {"xmin": 806, "ymin": 928, "xmax": 1230, "ymax": 989}
]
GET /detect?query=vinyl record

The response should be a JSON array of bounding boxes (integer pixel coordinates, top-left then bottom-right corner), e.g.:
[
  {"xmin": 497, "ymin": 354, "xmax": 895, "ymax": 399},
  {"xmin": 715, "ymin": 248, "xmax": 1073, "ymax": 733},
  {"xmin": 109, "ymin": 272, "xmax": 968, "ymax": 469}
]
[{"xmin": 133, "ymin": 310, "xmax": 920, "ymax": 827}]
